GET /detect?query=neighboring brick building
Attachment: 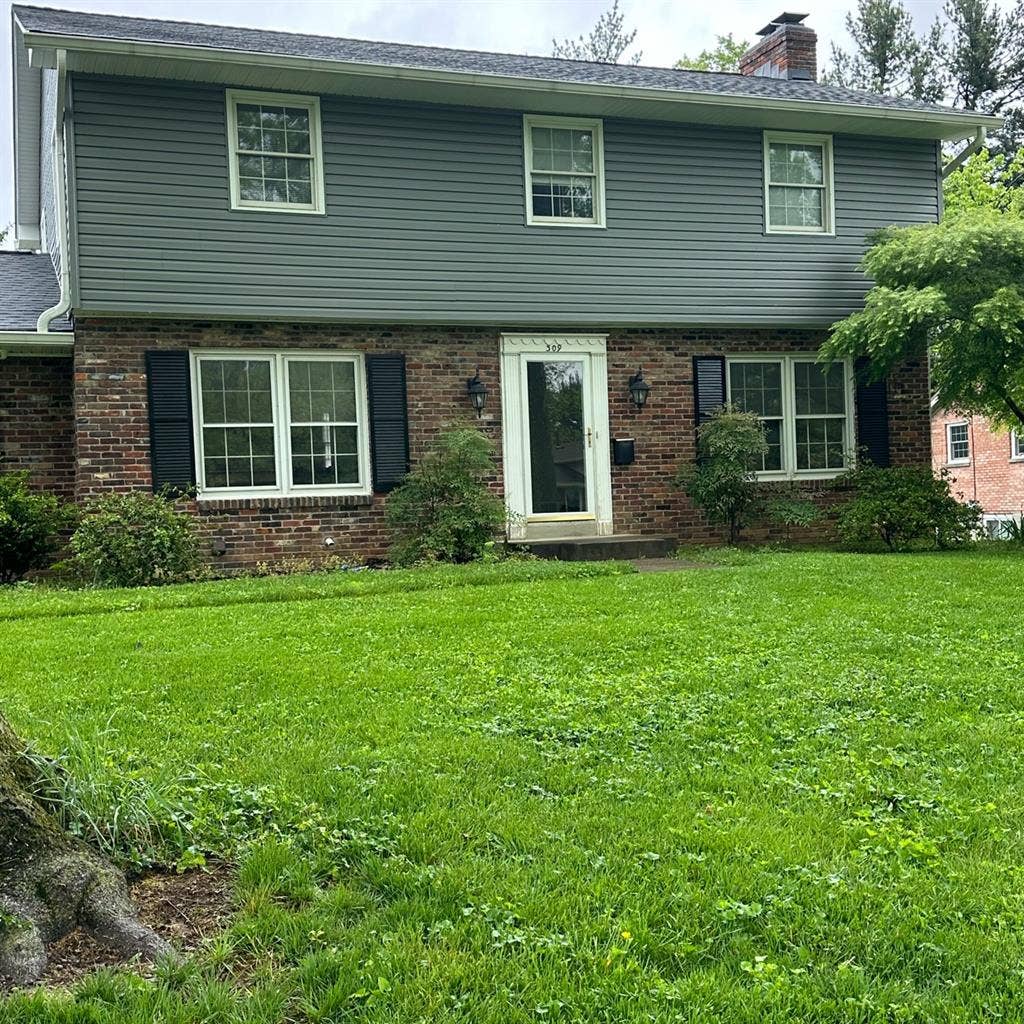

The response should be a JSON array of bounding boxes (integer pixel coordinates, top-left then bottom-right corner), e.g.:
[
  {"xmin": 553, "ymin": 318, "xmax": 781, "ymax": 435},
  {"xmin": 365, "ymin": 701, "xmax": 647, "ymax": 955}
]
[{"xmin": 931, "ymin": 408, "xmax": 1024, "ymax": 535}]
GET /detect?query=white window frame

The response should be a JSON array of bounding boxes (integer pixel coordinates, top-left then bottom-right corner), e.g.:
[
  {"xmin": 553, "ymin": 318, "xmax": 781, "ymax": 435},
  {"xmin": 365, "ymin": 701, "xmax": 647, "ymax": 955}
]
[
  {"xmin": 225, "ymin": 89, "xmax": 326, "ymax": 215},
  {"xmin": 945, "ymin": 421, "xmax": 971, "ymax": 465},
  {"xmin": 763, "ymin": 131, "xmax": 835, "ymax": 236},
  {"xmin": 523, "ymin": 115, "xmax": 606, "ymax": 228},
  {"xmin": 190, "ymin": 351, "xmax": 371, "ymax": 500},
  {"xmin": 1011, "ymin": 430, "xmax": 1024, "ymax": 462},
  {"xmin": 725, "ymin": 354, "xmax": 855, "ymax": 481}
]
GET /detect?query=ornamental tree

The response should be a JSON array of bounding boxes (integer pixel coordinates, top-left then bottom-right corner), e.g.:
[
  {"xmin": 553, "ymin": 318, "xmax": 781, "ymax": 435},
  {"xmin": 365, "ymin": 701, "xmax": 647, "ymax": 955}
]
[{"xmin": 821, "ymin": 213, "xmax": 1024, "ymax": 428}]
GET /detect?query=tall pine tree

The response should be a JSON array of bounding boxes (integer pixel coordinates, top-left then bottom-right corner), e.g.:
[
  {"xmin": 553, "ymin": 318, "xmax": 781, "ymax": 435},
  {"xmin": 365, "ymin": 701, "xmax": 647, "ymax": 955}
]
[{"xmin": 552, "ymin": 0, "xmax": 642, "ymax": 65}]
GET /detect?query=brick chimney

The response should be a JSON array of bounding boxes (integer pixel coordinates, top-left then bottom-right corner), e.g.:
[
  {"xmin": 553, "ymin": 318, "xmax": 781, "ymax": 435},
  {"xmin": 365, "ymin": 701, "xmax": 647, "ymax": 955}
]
[{"xmin": 739, "ymin": 12, "xmax": 817, "ymax": 81}]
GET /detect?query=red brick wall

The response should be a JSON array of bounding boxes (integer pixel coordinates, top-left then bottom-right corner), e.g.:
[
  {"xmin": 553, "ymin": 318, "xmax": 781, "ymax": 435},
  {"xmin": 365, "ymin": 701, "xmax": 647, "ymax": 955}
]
[
  {"xmin": 931, "ymin": 411, "xmax": 1024, "ymax": 515},
  {"xmin": 0, "ymin": 355, "xmax": 75, "ymax": 498},
  {"xmin": 70, "ymin": 319, "xmax": 931, "ymax": 568}
]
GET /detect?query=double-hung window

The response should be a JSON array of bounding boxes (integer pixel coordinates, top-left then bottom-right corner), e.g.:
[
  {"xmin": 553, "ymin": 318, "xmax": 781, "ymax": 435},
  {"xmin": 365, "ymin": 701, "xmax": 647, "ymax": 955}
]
[
  {"xmin": 946, "ymin": 422, "xmax": 970, "ymax": 464},
  {"xmin": 1012, "ymin": 430, "xmax": 1024, "ymax": 461},
  {"xmin": 764, "ymin": 132, "xmax": 834, "ymax": 234},
  {"xmin": 192, "ymin": 353, "xmax": 369, "ymax": 498},
  {"xmin": 727, "ymin": 356, "xmax": 853, "ymax": 478},
  {"xmin": 226, "ymin": 90, "xmax": 325, "ymax": 214},
  {"xmin": 523, "ymin": 115, "xmax": 605, "ymax": 227}
]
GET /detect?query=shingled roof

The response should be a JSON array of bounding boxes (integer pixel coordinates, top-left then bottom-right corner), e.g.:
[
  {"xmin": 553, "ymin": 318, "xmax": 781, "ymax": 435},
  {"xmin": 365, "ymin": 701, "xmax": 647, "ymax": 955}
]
[
  {"xmin": 0, "ymin": 252, "xmax": 71, "ymax": 333},
  {"xmin": 9, "ymin": 4, "xmax": 982, "ymax": 119}
]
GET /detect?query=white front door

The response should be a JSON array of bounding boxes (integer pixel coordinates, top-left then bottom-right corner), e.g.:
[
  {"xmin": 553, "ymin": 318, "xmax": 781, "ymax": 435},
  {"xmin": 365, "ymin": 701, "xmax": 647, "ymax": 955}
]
[{"xmin": 500, "ymin": 334, "xmax": 613, "ymax": 540}]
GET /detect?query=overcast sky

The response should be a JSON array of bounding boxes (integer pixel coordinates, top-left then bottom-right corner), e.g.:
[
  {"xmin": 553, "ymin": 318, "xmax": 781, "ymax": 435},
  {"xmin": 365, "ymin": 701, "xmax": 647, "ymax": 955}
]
[{"xmin": 0, "ymin": 0, "xmax": 972, "ymax": 231}]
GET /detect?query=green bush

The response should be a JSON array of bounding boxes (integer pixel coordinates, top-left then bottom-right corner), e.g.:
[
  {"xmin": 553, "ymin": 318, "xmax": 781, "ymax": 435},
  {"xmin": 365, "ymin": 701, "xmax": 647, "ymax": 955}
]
[
  {"xmin": 386, "ymin": 427, "xmax": 507, "ymax": 565},
  {"xmin": 0, "ymin": 472, "xmax": 72, "ymax": 582},
  {"xmin": 761, "ymin": 492, "xmax": 825, "ymax": 542},
  {"xmin": 836, "ymin": 465, "xmax": 982, "ymax": 552},
  {"xmin": 70, "ymin": 491, "xmax": 200, "ymax": 587},
  {"xmin": 674, "ymin": 406, "xmax": 767, "ymax": 544}
]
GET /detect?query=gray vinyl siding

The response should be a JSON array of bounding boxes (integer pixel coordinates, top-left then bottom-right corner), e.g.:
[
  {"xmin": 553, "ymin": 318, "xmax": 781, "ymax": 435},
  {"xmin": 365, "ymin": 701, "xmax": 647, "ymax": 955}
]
[
  {"xmin": 39, "ymin": 68, "xmax": 59, "ymax": 279},
  {"xmin": 70, "ymin": 75, "xmax": 941, "ymax": 326}
]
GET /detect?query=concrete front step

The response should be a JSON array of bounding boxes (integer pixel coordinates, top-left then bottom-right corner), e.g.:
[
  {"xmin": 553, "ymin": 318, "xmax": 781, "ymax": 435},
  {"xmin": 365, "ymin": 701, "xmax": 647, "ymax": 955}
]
[{"xmin": 511, "ymin": 534, "xmax": 676, "ymax": 562}]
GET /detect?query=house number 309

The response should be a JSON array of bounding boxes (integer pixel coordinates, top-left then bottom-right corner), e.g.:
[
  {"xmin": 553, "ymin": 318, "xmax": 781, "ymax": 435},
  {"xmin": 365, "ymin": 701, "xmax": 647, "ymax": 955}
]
[{"xmin": 544, "ymin": 342, "xmax": 563, "ymax": 352}]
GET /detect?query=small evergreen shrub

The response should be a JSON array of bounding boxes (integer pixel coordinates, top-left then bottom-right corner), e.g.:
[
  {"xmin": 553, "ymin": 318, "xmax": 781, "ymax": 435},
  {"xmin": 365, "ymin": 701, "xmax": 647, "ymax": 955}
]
[
  {"xmin": 386, "ymin": 427, "xmax": 507, "ymax": 565},
  {"xmin": 674, "ymin": 406, "xmax": 767, "ymax": 544},
  {"xmin": 70, "ymin": 491, "xmax": 200, "ymax": 587},
  {"xmin": 836, "ymin": 465, "xmax": 982, "ymax": 552},
  {"xmin": 0, "ymin": 472, "xmax": 72, "ymax": 582}
]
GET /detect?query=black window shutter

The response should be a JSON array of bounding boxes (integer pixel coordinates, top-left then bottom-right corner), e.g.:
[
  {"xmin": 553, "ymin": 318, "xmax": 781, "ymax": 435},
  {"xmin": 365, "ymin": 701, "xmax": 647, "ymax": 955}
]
[
  {"xmin": 366, "ymin": 354, "xmax": 410, "ymax": 493},
  {"xmin": 145, "ymin": 350, "xmax": 195, "ymax": 495},
  {"xmin": 854, "ymin": 357, "xmax": 890, "ymax": 467},
  {"xmin": 693, "ymin": 356, "xmax": 726, "ymax": 423}
]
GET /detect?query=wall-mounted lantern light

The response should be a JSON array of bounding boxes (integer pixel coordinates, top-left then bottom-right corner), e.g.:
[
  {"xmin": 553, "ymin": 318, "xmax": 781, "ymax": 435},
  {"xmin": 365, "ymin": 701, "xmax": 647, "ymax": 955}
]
[
  {"xmin": 628, "ymin": 367, "xmax": 651, "ymax": 410},
  {"xmin": 466, "ymin": 370, "xmax": 488, "ymax": 417}
]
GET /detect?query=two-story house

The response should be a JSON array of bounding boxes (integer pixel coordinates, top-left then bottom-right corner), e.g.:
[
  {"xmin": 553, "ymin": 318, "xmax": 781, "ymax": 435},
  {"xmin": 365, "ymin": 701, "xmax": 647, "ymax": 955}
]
[{"xmin": 1, "ymin": 6, "xmax": 999, "ymax": 567}]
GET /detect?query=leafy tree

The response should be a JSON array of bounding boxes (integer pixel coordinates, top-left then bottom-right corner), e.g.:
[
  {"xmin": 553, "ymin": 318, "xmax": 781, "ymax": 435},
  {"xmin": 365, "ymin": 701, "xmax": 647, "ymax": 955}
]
[
  {"xmin": 552, "ymin": 0, "xmax": 642, "ymax": 65},
  {"xmin": 826, "ymin": 0, "xmax": 945, "ymax": 101},
  {"xmin": 676, "ymin": 34, "xmax": 748, "ymax": 73},
  {"xmin": 674, "ymin": 406, "xmax": 767, "ymax": 544},
  {"xmin": 944, "ymin": 0, "xmax": 1024, "ymax": 151},
  {"xmin": 822, "ymin": 214, "xmax": 1024, "ymax": 429},
  {"xmin": 944, "ymin": 147, "xmax": 1024, "ymax": 217}
]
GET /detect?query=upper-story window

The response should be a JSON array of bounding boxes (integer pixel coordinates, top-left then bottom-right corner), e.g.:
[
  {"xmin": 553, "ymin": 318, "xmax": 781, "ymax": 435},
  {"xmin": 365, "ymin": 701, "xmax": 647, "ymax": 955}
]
[
  {"xmin": 523, "ymin": 115, "xmax": 605, "ymax": 227},
  {"xmin": 946, "ymin": 421, "xmax": 970, "ymax": 464},
  {"xmin": 226, "ymin": 90, "xmax": 325, "ymax": 214},
  {"xmin": 727, "ymin": 355, "xmax": 852, "ymax": 479},
  {"xmin": 764, "ymin": 132, "xmax": 834, "ymax": 235},
  {"xmin": 191, "ymin": 352, "xmax": 370, "ymax": 498},
  {"xmin": 1011, "ymin": 430, "xmax": 1023, "ymax": 461}
]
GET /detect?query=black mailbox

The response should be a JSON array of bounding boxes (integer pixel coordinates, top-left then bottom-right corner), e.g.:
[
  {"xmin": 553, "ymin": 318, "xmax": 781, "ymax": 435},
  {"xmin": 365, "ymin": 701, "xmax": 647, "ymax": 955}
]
[{"xmin": 613, "ymin": 438, "xmax": 635, "ymax": 466}]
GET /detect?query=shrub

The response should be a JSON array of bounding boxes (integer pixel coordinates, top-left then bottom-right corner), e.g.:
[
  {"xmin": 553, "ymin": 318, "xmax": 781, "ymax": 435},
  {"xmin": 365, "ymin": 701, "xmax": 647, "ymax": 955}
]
[
  {"xmin": 674, "ymin": 406, "xmax": 767, "ymax": 544},
  {"xmin": 836, "ymin": 465, "xmax": 982, "ymax": 552},
  {"xmin": 761, "ymin": 492, "xmax": 824, "ymax": 542},
  {"xmin": 0, "ymin": 472, "xmax": 72, "ymax": 582},
  {"xmin": 70, "ymin": 491, "xmax": 200, "ymax": 587},
  {"xmin": 386, "ymin": 427, "xmax": 507, "ymax": 565}
]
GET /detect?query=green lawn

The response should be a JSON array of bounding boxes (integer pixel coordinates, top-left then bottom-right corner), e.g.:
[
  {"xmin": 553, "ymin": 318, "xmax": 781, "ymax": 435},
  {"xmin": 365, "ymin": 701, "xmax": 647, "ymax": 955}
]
[{"xmin": 4, "ymin": 551, "xmax": 1024, "ymax": 1023}]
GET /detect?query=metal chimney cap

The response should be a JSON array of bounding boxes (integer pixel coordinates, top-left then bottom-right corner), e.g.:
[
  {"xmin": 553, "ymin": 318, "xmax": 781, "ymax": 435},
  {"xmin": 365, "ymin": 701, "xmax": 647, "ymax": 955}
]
[{"xmin": 757, "ymin": 12, "xmax": 809, "ymax": 35}]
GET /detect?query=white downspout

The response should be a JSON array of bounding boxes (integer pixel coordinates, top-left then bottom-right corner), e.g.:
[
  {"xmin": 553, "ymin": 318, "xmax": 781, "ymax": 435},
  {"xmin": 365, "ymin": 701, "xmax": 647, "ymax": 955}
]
[{"xmin": 37, "ymin": 49, "xmax": 71, "ymax": 334}]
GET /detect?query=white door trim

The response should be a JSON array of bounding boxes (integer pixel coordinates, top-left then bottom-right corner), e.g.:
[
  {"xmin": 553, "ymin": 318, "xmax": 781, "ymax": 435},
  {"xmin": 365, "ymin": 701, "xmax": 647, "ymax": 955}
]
[{"xmin": 500, "ymin": 334, "xmax": 613, "ymax": 540}]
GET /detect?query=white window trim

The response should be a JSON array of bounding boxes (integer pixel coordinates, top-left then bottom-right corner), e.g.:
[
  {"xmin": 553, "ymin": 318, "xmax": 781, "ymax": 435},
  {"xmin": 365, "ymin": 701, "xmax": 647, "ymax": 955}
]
[
  {"xmin": 725, "ymin": 354, "xmax": 855, "ymax": 481},
  {"xmin": 523, "ymin": 114, "xmax": 606, "ymax": 228},
  {"xmin": 1011, "ymin": 429, "xmax": 1024, "ymax": 462},
  {"xmin": 763, "ymin": 131, "xmax": 835, "ymax": 236},
  {"xmin": 190, "ymin": 350, "xmax": 371, "ymax": 501},
  {"xmin": 225, "ymin": 89, "xmax": 326, "ymax": 215},
  {"xmin": 945, "ymin": 421, "xmax": 971, "ymax": 465}
]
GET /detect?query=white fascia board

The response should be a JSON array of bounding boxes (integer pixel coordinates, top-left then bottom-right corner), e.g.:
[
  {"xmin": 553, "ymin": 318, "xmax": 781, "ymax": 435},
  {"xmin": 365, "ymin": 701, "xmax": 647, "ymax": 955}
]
[
  {"xmin": 19, "ymin": 29, "xmax": 1003, "ymax": 142},
  {"xmin": 11, "ymin": 12, "xmax": 42, "ymax": 247},
  {"xmin": 0, "ymin": 331, "xmax": 75, "ymax": 353}
]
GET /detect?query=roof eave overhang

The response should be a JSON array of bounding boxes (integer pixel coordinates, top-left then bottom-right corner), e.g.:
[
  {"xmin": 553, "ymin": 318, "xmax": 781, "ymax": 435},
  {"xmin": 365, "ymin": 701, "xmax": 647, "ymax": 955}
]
[
  {"xmin": 20, "ymin": 28, "xmax": 1002, "ymax": 141},
  {"xmin": 0, "ymin": 330, "xmax": 75, "ymax": 356}
]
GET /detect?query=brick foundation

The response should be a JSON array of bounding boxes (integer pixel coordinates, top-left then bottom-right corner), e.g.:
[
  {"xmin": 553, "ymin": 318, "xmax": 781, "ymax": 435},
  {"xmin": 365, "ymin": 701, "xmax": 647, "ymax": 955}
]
[
  {"xmin": 61, "ymin": 319, "xmax": 931, "ymax": 569},
  {"xmin": 0, "ymin": 322, "xmax": 932, "ymax": 568},
  {"xmin": 0, "ymin": 355, "xmax": 75, "ymax": 499}
]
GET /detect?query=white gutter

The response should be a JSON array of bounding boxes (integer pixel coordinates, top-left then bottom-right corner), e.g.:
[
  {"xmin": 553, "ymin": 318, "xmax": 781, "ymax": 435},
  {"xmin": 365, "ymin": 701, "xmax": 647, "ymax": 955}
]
[
  {"xmin": 19, "ymin": 27, "xmax": 1004, "ymax": 139},
  {"xmin": 36, "ymin": 48, "xmax": 70, "ymax": 334},
  {"xmin": 942, "ymin": 126, "xmax": 987, "ymax": 178}
]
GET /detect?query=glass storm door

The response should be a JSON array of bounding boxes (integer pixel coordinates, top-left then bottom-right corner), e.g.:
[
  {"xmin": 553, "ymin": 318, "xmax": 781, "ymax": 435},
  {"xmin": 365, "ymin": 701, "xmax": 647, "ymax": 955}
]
[
  {"xmin": 525, "ymin": 357, "xmax": 590, "ymax": 516},
  {"xmin": 500, "ymin": 335, "xmax": 613, "ymax": 540}
]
